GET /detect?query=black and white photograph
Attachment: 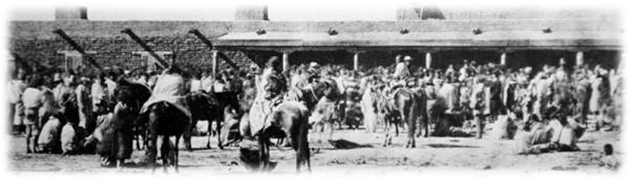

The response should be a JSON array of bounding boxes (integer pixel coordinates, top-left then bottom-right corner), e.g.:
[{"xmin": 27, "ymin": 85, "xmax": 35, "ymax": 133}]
[{"xmin": 1, "ymin": 0, "xmax": 627, "ymax": 177}]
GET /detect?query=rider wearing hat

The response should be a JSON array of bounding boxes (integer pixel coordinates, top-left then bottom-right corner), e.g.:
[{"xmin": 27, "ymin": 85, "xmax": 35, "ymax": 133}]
[
  {"xmin": 393, "ymin": 55, "xmax": 411, "ymax": 80},
  {"xmin": 389, "ymin": 55, "xmax": 416, "ymax": 94}
]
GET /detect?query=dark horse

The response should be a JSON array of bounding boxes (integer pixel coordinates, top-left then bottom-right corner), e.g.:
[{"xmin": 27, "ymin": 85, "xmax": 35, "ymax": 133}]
[
  {"xmin": 184, "ymin": 91, "xmax": 240, "ymax": 151},
  {"xmin": 110, "ymin": 78, "xmax": 151, "ymax": 169},
  {"xmin": 145, "ymin": 101, "xmax": 190, "ymax": 173},
  {"xmin": 141, "ymin": 72, "xmax": 191, "ymax": 173},
  {"xmin": 228, "ymin": 77, "xmax": 340, "ymax": 172}
]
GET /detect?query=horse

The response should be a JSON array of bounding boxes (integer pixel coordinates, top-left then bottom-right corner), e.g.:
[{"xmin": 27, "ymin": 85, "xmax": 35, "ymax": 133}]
[
  {"xmin": 301, "ymin": 78, "xmax": 343, "ymax": 144},
  {"xmin": 183, "ymin": 91, "xmax": 240, "ymax": 151},
  {"xmin": 379, "ymin": 87, "xmax": 422, "ymax": 148},
  {"xmin": 145, "ymin": 101, "xmax": 190, "ymax": 173},
  {"xmin": 141, "ymin": 72, "xmax": 191, "ymax": 173},
  {"xmin": 226, "ymin": 77, "xmax": 341, "ymax": 172}
]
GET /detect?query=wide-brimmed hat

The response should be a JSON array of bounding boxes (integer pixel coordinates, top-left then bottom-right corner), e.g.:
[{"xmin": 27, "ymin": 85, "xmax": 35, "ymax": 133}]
[
  {"xmin": 404, "ymin": 56, "xmax": 413, "ymax": 61},
  {"xmin": 80, "ymin": 77, "xmax": 91, "ymax": 82}
]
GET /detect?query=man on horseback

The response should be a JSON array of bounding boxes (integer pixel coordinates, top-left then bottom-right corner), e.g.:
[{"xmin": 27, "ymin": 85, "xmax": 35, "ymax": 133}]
[
  {"xmin": 387, "ymin": 55, "xmax": 417, "ymax": 98},
  {"xmin": 240, "ymin": 56, "xmax": 287, "ymax": 140},
  {"xmin": 137, "ymin": 63, "xmax": 190, "ymax": 172},
  {"xmin": 237, "ymin": 57, "xmax": 316, "ymax": 172}
]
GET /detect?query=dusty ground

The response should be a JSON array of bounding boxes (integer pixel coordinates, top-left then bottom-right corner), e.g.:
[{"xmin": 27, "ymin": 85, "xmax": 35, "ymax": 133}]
[{"xmin": 7, "ymin": 127, "xmax": 622, "ymax": 175}]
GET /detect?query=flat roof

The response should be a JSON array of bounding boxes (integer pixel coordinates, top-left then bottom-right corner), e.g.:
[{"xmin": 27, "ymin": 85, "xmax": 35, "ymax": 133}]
[{"xmin": 215, "ymin": 30, "xmax": 620, "ymax": 51}]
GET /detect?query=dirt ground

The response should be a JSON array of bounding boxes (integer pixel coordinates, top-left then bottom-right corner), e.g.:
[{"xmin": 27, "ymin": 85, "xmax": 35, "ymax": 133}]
[{"xmin": 7, "ymin": 127, "xmax": 622, "ymax": 175}]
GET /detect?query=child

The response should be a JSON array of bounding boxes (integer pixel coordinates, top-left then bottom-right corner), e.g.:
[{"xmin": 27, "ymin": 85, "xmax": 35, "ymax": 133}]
[{"xmin": 600, "ymin": 144, "xmax": 619, "ymax": 170}]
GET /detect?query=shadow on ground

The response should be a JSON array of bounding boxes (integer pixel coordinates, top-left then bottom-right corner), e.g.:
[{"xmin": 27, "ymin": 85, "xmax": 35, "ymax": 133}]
[{"xmin": 328, "ymin": 139, "xmax": 373, "ymax": 149}]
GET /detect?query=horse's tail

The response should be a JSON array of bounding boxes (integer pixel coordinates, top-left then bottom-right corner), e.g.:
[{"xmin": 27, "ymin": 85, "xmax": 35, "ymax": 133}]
[{"xmin": 146, "ymin": 101, "xmax": 169, "ymax": 131}]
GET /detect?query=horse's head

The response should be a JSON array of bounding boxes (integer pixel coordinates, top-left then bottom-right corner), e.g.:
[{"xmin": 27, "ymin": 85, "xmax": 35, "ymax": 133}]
[
  {"xmin": 113, "ymin": 85, "xmax": 136, "ymax": 106},
  {"xmin": 213, "ymin": 91, "xmax": 242, "ymax": 116},
  {"xmin": 186, "ymin": 92, "xmax": 218, "ymax": 120},
  {"xmin": 263, "ymin": 75, "xmax": 286, "ymax": 100},
  {"xmin": 113, "ymin": 79, "xmax": 151, "ymax": 107},
  {"xmin": 311, "ymin": 78, "xmax": 342, "ymax": 102},
  {"xmin": 239, "ymin": 88, "xmax": 257, "ymax": 112}
]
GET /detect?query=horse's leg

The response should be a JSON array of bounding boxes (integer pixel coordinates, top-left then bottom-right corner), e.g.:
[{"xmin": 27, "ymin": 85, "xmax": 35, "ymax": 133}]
[
  {"xmin": 293, "ymin": 133, "xmax": 301, "ymax": 172},
  {"xmin": 295, "ymin": 122, "xmax": 311, "ymax": 173},
  {"xmin": 206, "ymin": 119, "xmax": 213, "ymax": 149},
  {"xmin": 258, "ymin": 136, "xmax": 269, "ymax": 172},
  {"xmin": 416, "ymin": 113, "xmax": 423, "ymax": 138},
  {"xmin": 143, "ymin": 127, "xmax": 149, "ymax": 150},
  {"xmin": 137, "ymin": 125, "xmax": 145, "ymax": 150},
  {"xmin": 174, "ymin": 135, "xmax": 181, "ymax": 173},
  {"xmin": 382, "ymin": 120, "xmax": 390, "ymax": 147},
  {"xmin": 394, "ymin": 119, "xmax": 400, "ymax": 137},
  {"xmin": 400, "ymin": 111, "xmax": 411, "ymax": 148},
  {"xmin": 317, "ymin": 123, "xmax": 324, "ymax": 144},
  {"xmin": 421, "ymin": 113, "xmax": 429, "ymax": 138},
  {"xmin": 407, "ymin": 106, "xmax": 417, "ymax": 148},
  {"xmin": 134, "ymin": 126, "xmax": 141, "ymax": 150},
  {"xmin": 215, "ymin": 118, "xmax": 223, "ymax": 150},
  {"xmin": 303, "ymin": 123, "xmax": 312, "ymax": 173},
  {"xmin": 116, "ymin": 159, "xmax": 124, "ymax": 172},
  {"xmin": 159, "ymin": 135, "xmax": 169, "ymax": 173},
  {"xmin": 184, "ymin": 118, "xmax": 196, "ymax": 151},
  {"xmin": 306, "ymin": 143, "xmax": 312, "ymax": 173},
  {"xmin": 148, "ymin": 132, "xmax": 158, "ymax": 173},
  {"xmin": 327, "ymin": 121, "xmax": 334, "ymax": 142}
]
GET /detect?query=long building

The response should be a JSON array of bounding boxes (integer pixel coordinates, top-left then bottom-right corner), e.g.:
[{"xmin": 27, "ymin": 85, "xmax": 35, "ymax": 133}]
[{"xmin": 8, "ymin": 5, "xmax": 622, "ymax": 76}]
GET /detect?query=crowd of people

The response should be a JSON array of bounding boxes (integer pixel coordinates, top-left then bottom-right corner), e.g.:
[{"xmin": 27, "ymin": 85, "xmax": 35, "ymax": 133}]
[
  {"xmin": 7, "ymin": 54, "xmax": 622, "ymax": 160},
  {"xmin": 356, "ymin": 55, "xmax": 623, "ymax": 154}
]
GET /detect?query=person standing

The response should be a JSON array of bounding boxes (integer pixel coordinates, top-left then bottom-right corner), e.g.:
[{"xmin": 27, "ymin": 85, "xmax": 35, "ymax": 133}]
[
  {"xmin": 38, "ymin": 75, "xmax": 58, "ymax": 134},
  {"xmin": 22, "ymin": 75, "xmax": 43, "ymax": 153},
  {"xmin": 574, "ymin": 70, "xmax": 591, "ymax": 126},
  {"xmin": 91, "ymin": 73, "xmax": 110, "ymax": 114},
  {"xmin": 439, "ymin": 75, "xmax": 459, "ymax": 113},
  {"xmin": 76, "ymin": 77, "xmax": 94, "ymax": 134},
  {"xmin": 488, "ymin": 71, "xmax": 504, "ymax": 123},
  {"xmin": 190, "ymin": 72, "xmax": 203, "ymax": 92},
  {"xmin": 105, "ymin": 72, "xmax": 118, "ymax": 94},
  {"xmin": 470, "ymin": 76, "xmax": 487, "ymax": 139},
  {"xmin": 8, "ymin": 68, "xmax": 27, "ymax": 134}
]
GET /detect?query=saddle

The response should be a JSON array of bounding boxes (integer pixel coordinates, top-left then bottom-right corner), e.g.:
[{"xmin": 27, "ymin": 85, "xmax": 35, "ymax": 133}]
[{"xmin": 248, "ymin": 94, "xmax": 285, "ymax": 137}]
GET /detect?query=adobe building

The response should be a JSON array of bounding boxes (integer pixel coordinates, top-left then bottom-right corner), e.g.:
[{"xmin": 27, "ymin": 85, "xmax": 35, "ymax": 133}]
[{"xmin": 9, "ymin": 5, "xmax": 622, "ymax": 75}]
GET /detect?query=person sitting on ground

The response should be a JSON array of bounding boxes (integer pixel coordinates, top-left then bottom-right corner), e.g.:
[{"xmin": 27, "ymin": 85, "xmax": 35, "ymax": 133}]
[
  {"xmin": 60, "ymin": 115, "xmax": 87, "ymax": 155},
  {"xmin": 600, "ymin": 144, "xmax": 619, "ymax": 170},
  {"xmin": 36, "ymin": 112, "xmax": 64, "ymax": 154}
]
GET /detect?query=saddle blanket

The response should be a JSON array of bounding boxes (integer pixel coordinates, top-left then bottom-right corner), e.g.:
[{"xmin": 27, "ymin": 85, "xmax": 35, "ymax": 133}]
[{"xmin": 140, "ymin": 73, "xmax": 191, "ymax": 118}]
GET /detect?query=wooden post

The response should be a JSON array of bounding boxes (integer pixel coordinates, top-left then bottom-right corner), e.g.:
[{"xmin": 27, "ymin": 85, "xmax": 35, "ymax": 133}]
[
  {"xmin": 282, "ymin": 52, "xmax": 289, "ymax": 73},
  {"xmin": 425, "ymin": 52, "xmax": 432, "ymax": 69},
  {"xmin": 212, "ymin": 50, "xmax": 218, "ymax": 78},
  {"xmin": 576, "ymin": 51, "xmax": 584, "ymax": 66},
  {"xmin": 500, "ymin": 53, "xmax": 507, "ymax": 65},
  {"xmin": 353, "ymin": 52, "xmax": 360, "ymax": 71}
]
